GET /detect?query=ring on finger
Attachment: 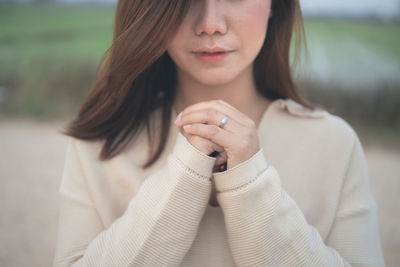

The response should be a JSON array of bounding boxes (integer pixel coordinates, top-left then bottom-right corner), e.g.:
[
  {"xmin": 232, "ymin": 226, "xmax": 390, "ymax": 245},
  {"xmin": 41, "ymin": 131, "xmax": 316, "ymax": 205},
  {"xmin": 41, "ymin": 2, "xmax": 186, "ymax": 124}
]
[{"xmin": 218, "ymin": 115, "xmax": 229, "ymax": 129}]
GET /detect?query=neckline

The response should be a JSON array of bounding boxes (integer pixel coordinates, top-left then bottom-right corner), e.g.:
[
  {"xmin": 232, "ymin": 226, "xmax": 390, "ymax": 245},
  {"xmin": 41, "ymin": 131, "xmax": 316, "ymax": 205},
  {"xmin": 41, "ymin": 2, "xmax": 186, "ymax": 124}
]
[{"xmin": 255, "ymin": 98, "xmax": 282, "ymax": 131}]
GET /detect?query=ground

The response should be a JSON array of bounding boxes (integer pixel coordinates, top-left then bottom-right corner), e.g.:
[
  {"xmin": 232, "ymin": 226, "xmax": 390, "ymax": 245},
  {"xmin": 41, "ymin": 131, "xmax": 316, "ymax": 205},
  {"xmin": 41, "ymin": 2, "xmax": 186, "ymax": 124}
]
[{"xmin": 0, "ymin": 119, "xmax": 399, "ymax": 266}]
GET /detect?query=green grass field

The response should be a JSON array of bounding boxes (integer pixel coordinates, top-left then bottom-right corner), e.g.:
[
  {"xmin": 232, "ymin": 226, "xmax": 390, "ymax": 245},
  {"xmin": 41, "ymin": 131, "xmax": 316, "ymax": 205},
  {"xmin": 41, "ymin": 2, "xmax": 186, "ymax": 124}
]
[
  {"xmin": 303, "ymin": 19, "xmax": 400, "ymax": 65},
  {"xmin": 0, "ymin": 4, "xmax": 114, "ymax": 117},
  {"xmin": 0, "ymin": 3, "xmax": 399, "ymax": 120},
  {"xmin": 0, "ymin": 4, "xmax": 114, "ymax": 70}
]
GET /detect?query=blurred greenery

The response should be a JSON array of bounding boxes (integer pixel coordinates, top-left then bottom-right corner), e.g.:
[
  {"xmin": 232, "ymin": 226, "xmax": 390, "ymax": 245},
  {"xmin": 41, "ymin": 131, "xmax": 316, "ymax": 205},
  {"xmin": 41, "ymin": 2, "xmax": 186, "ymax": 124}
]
[
  {"xmin": 0, "ymin": 3, "xmax": 114, "ymax": 118},
  {"xmin": 299, "ymin": 80, "xmax": 400, "ymax": 148},
  {"xmin": 0, "ymin": 3, "xmax": 113, "ymax": 68},
  {"xmin": 303, "ymin": 19, "xmax": 400, "ymax": 66},
  {"xmin": 0, "ymin": 3, "xmax": 399, "ymax": 147}
]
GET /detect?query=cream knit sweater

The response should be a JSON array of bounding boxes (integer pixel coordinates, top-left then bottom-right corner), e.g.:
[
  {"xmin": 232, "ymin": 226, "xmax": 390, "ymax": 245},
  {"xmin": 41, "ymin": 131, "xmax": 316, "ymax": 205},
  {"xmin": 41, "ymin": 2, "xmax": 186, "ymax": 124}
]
[{"xmin": 53, "ymin": 98, "xmax": 385, "ymax": 266}]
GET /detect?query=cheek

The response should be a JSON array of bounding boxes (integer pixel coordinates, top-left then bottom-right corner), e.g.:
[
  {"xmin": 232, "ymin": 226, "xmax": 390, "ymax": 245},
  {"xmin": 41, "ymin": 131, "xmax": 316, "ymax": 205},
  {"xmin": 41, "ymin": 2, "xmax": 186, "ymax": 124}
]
[
  {"xmin": 167, "ymin": 29, "xmax": 188, "ymax": 65},
  {"xmin": 167, "ymin": 12, "xmax": 194, "ymax": 52},
  {"xmin": 237, "ymin": 1, "xmax": 271, "ymax": 46},
  {"xmin": 168, "ymin": 27, "xmax": 185, "ymax": 53},
  {"xmin": 247, "ymin": 0, "xmax": 271, "ymax": 24}
]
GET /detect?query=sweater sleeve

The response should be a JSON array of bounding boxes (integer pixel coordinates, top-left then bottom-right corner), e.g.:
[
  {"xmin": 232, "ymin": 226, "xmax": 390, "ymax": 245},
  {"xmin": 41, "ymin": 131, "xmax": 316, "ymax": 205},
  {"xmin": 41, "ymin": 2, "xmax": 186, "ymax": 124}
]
[
  {"xmin": 213, "ymin": 135, "xmax": 385, "ymax": 266},
  {"xmin": 53, "ymin": 132, "xmax": 215, "ymax": 267}
]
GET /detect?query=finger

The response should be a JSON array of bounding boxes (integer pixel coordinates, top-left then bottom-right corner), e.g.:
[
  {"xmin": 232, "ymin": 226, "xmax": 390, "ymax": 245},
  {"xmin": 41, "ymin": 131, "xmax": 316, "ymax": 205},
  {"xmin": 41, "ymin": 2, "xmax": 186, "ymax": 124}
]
[
  {"xmin": 180, "ymin": 100, "xmax": 254, "ymax": 128},
  {"xmin": 182, "ymin": 123, "xmax": 237, "ymax": 149},
  {"xmin": 216, "ymin": 163, "xmax": 227, "ymax": 172},
  {"xmin": 213, "ymin": 162, "xmax": 226, "ymax": 173},
  {"xmin": 176, "ymin": 109, "xmax": 243, "ymax": 133},
  {"xmin": 183, "ymin": 130, "xmax": 225, "ymax": 154},
  {"xmin": 210, "ymin": 142, "xmax": 225, "ymax": 153},
  {"xmin": 215, "ymin": 151, "xmax": 227, "ymax": 165}
]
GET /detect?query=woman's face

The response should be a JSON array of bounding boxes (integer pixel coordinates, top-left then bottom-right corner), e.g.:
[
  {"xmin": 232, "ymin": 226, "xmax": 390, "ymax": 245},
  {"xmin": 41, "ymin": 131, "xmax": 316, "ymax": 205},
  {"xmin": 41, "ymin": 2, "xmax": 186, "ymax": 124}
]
[{"xmin": 167, "ymin": 0, "xmax": 272, "ymax": 86}]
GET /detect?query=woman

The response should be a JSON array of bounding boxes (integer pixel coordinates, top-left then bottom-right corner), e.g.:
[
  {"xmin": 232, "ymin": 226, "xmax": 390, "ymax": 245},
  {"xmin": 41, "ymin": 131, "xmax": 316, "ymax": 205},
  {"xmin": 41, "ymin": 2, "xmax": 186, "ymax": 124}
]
[{"xmin": 53, "ymin": 0, "xmax": 385, "ymax": 266}]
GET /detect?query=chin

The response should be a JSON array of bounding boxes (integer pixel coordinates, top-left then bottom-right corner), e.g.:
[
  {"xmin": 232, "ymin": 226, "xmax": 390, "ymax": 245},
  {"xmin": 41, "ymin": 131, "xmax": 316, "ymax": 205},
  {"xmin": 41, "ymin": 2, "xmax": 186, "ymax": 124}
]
[
  {"xmin": 193, "ymin": 71, "xmax": 238, "ymax": 87},
  {"xmin": 196, "ymin": 77, "xmax": 235, "ymax": 87}
]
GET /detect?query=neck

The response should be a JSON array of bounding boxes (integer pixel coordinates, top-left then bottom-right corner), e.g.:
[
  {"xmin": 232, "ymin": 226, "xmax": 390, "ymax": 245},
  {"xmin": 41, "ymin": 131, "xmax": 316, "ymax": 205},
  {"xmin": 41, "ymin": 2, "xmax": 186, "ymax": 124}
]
[{"xmin": 173, "ymin": 66, "xmax": 270, "ymax": 125}]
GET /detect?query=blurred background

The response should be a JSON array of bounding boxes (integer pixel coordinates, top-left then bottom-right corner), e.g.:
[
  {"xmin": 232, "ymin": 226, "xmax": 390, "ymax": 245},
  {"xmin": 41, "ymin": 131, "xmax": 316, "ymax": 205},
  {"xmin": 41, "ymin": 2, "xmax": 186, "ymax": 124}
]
[{"xmin": 0, "ymin": 0, "xmax": 399, "ymax": 266}]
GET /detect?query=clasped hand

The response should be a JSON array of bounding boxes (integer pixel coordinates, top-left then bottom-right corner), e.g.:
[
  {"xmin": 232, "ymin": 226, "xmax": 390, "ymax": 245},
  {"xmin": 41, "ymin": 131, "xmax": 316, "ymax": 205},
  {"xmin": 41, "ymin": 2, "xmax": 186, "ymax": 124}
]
[{"xmin": 174, "ymin": 100, "xmax": 260, "ymax": 171}]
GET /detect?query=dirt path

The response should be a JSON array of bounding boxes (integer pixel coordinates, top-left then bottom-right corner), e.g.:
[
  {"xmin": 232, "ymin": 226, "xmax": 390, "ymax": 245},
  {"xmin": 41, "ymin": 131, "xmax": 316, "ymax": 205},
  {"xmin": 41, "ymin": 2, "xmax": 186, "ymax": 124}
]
[{"xmin": 0, "ymin": 119, "xmax": 399, "ymax": 266}]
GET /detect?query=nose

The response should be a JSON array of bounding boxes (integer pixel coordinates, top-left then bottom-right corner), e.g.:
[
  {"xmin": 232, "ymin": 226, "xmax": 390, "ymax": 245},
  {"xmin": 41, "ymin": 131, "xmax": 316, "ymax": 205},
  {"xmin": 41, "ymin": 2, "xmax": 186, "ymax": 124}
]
[{"xmin": 194, "ymin": 0, "xmax": 227, "ymax": 36}]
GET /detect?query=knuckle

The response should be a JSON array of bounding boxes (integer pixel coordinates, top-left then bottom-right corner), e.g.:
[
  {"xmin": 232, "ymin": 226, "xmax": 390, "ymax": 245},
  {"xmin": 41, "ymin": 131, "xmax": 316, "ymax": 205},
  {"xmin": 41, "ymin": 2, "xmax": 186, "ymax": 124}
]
[
  {"xmin": 206, "ymin": 142, "xmax": 215, "ymax": 153},
  {"xmin": 207, "ymin": 108, "xmax": 217, "ymax": 117},
  {"xmin": 248, "ymin": 119, "xmax": 256, "ymax": 129},
  {"xmin": 238, "ymin": 139, "xmax": 249, "ymax": 150},
  {"xmin": 191, "ymin": 135, "xmax": 201, "ymax": 143},
  {"xmin": 245, "ymin": 127, "xmax": 255, "ymax": 138},
  {"xmin": 243, "ymin": 118, "xmax": 255, "ymax": 129},
  {"xmin": 209, "ymin": 125, "xmax": 220, "ymax": 136},
  {"xmin": 236, "ymin": 138, "xmax": 249, "ymax": 150}
]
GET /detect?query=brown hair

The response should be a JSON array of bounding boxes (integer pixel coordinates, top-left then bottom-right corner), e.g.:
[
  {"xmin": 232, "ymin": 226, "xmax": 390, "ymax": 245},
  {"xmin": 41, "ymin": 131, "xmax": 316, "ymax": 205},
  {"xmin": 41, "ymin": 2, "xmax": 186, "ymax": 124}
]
[{"xmin": 62, "ymin": 0, "xmax": 318, "ymax": 168}]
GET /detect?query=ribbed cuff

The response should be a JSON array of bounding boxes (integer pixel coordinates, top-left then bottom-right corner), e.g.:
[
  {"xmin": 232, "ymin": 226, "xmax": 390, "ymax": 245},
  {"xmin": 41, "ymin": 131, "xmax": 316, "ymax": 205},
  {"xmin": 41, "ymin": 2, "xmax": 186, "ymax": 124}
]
[
  {"xmin": 172, "ymin": 132, "xmax": 216, "ymax": 179},
  {"xmin": 213, "ymin": 149, "xmax": 269, "ymax": 192}
]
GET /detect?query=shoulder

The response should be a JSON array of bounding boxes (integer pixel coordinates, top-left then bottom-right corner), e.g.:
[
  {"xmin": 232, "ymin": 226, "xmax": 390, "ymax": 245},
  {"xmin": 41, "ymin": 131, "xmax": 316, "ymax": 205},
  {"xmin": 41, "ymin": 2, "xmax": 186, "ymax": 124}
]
[
  {"xmin": 279, "ymin": 98, "xmax": 357, "ymax": 135},
  {"xmin": 272, "ymin": 98, "xmax": 359, "ymax": 148},
  {"xmin": 66, "ymin": 126, "xmax": 152, "ymax": 172},
  {"xmin": 64, "ymin": 137, "xmax": 104, "ymax": 170}
]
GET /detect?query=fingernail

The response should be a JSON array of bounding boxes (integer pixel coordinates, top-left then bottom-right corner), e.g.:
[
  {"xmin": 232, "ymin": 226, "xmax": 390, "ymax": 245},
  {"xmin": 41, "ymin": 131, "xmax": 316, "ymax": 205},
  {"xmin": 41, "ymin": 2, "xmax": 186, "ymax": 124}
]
[
  {"xmin": 175, "ymin": 112, "xmax": 182, "ymax": 123},
  {"xmin": 183, "ymin": 124, "xmax": 191, "ymax": 130}
]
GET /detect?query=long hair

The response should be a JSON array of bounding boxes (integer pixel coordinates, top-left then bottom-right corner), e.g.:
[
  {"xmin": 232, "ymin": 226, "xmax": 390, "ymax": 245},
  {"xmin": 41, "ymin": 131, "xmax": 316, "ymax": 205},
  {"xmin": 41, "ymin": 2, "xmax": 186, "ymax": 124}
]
[{"xmin": 62, "ymin": 0, "xmax": 317, "ymax": 169}]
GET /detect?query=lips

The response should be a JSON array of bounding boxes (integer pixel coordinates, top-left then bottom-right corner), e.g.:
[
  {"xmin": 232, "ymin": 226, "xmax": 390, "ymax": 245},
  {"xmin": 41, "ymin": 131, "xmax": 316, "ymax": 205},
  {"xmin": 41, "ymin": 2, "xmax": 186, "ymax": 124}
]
[
  {"xmin": 195, "ymin": 47, "xmax": 228, "ymax": 53},
  {"xmin": 193, "ymin": 47, "xmax": 232, "ymax": 63},
  {"xmin": 197, "ymin": 51, "xmax": 225, "ymax": 55}
]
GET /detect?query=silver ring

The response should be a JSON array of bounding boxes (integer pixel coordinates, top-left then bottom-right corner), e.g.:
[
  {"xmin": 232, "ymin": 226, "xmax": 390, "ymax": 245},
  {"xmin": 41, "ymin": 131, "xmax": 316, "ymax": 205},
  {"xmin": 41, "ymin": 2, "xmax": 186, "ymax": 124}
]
[{"xmin": 219, "ymin": 115, "xmax": 229, "ymax": 128}]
